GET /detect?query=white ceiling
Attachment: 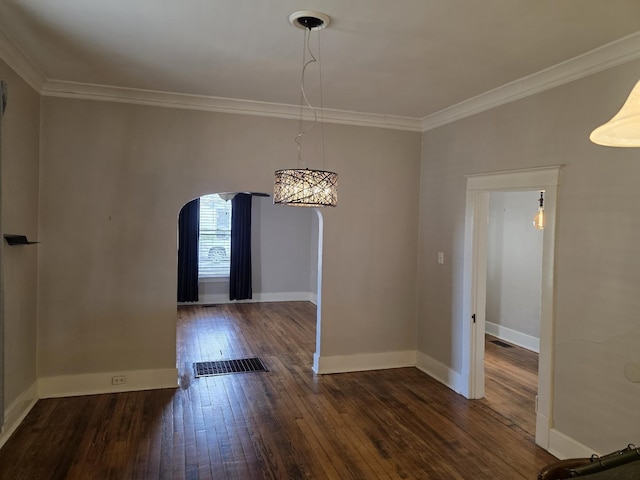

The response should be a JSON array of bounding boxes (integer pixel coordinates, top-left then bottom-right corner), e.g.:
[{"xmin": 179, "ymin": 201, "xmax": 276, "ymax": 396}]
[{"xmin": 2, "ymin": 0, "xmax": 640, "ymax": 122}]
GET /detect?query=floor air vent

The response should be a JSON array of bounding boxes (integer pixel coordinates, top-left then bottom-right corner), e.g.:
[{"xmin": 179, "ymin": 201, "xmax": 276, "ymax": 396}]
[
  {"xmin": 490, "ymin": 340, "xmax": 513, "ymax": 348},
  {"xmin": 194, "ymin": 358, "xmax": 268, "ymax": 377}
]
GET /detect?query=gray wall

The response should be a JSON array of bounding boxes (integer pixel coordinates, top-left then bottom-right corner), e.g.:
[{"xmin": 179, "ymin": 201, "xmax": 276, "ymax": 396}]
[
  {"xmin": 37, "ymin": 96, "xmax": 422, "ymax": 377},
  {"xmin": 10, "ymin": 41, "xmax": 639, "ymax": 456},
  {"xmin": 418, "ymin": 59, "xmax": 640, "ymax": 452},
  {"xmin": 251, "ymin": 196, "xmax": 313, "ymax": 295},
  {"xmin": 0, "ymin": 59, "xmax": 39, "ymax": 414},
  {"xmin": 486, "ymin": 191, "xmax": 543, "ymax": 341}
]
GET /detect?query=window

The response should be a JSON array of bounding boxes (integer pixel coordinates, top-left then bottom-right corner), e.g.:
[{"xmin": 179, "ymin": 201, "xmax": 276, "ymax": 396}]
[{"xmin": 198, "ymin": 194, "xmax": 232, "ymax": 277}]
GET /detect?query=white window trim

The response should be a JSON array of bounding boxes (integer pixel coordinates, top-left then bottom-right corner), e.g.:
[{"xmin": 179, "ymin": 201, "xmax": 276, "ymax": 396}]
[{"xmin": 198, "ymin": 275, "xmax": 229, "ymax": 283}]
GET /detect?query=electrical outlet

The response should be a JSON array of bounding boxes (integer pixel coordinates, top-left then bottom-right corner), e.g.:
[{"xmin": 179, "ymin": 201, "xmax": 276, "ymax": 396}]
[{"xmin": 112, "ymin": 375, "xmax": 126, "ymax": 385}]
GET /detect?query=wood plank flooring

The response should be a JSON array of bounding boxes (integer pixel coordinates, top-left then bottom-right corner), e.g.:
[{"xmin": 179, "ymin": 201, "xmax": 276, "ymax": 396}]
[
  {"xmin": 0, "ymin": 302, "xmax": 555, "ymax": 479},
  {"xmin": 481, "ymin": 335, "xmax": 539, "ymax": 438}
]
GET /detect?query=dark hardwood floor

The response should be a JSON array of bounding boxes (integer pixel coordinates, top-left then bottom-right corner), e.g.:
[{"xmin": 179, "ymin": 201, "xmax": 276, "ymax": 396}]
[
  {"xmin": 0, "ymin": 303, "xmax": 555, "ymax": 479},
  {"xmin": 482, "ymin": 335, "xmax": 539, "ymax": 438}
]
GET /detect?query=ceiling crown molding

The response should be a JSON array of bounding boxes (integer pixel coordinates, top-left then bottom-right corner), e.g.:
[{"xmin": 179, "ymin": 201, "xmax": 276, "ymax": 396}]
[
  {"xmin": 0, "ymin": 28, "xmax": 46, "ymax": 92},
  {"xmin": 41, "ymin": 80, "xmax": 423, "ymax": 132},
  {"xmin": 422, "ymin": 31, "xmax": 640, "ymax": 132},
  {"xmin": 3, "ymin": 25, "xmax": 640, "ymax": 133}
]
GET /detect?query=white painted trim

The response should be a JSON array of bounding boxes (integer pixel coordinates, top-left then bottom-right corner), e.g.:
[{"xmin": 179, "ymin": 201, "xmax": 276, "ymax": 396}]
[
  {"xmin": 313, "ymin": 350, "xmax": 416, "ymax": 375},
  {"xmin": 308, "ymin": 292, "xmax": 318, "ymax": 306},
  {"xmin": 41, "ymin": 80, "xmax": 423, "ymax": 132},
  {"xmin": 422, "ymin": 31, "xmax": 640, "ymax": 131},
  {"xmin": 180, "ymin": 291, "xmax": 315, "ymax": 306},
  {"xmin": 2, "ymin": 26, "xmax": 639, "ymax": 133},
  {"xmin": 536, "ymin": 413, "xmax": 551, "ymax": 450},
  {"xmin": 0, "ymin": 28, "xmax": 46, "ymax": 92},
  {"xmin": 0, "ymin": 381, "xmax": 38, "ymax": 449},
  {"xmin": 311, "ymin": 209, "xmax": 324, "ymax": 373},
  {"xmin": 486, "ymin": 322, "xmax": 540, "ymax": 353},
  {"xmin": 198, "ymin": 276, "xmax": 229, "ymax": 283},
  {"xmin": 38, "ymin": 368, "xmax": 178, "ymax": 398},
  {"xmin": 462, "ymin": 166, "xmax": 561, "ymax": 451},
  {"xmin": 548, "ymin": 429, "xmax": 600, "ymax": 460},
  {"xmin": 467, "ymin": 166, "xmax": 562, "ymax": 191},
  {"xmin": 415, "ymin": 352, "xmax": 465, "ymax": 395}
]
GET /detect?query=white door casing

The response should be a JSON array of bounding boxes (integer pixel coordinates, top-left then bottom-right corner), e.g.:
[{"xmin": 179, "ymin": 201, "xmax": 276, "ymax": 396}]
[{"xmin": 461, "ymin": 166, "xmax": 561, "ymax": 449}]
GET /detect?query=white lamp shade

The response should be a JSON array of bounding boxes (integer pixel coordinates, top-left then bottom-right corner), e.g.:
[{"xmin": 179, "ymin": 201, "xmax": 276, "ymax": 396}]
[
  {"xmin": 273, "ymin": 168, "xmax": 338, "ymax": 207},
  {"xmin": 590, "ymin": 79, "xmax": 640, "ymax": 147}
]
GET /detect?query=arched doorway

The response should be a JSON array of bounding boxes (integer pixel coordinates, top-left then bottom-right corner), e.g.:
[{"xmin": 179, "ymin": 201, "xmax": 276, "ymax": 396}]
[{"xmin": 176, "ymin": 193, "xmax": 325, "ymax": 371}]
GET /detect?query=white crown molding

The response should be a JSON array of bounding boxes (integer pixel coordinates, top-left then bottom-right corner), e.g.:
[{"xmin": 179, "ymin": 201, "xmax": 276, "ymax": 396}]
[
  {"xmin": 5, "ymin": 25, "xmax": 640, "ymax": 133},
  {"xmin": 42, "ymin": 79, "xmax": 423, "ymax": 132},
  {"xmin": 422, "ymin": 31, "xmax": 640, "ymax": 132},
  {"xmin": 0, "ymin": 28, "xmax": 46, "ymax": 92}
]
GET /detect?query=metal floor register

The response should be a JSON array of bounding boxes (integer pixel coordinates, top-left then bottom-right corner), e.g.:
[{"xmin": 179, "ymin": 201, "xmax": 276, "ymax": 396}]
[{"xmin": 194, "ymin": 357, "xmax": 268, "ymax": 377}]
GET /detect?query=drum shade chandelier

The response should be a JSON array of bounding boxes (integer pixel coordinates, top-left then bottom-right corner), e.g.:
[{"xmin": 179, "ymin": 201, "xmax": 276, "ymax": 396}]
[
  {"xmin": 273, "ymin": 11, "xmax": 338, "ymax": 207},
  {"xmin": 590, "ymin": 79, "xmax": 640, "ymax": 147}
]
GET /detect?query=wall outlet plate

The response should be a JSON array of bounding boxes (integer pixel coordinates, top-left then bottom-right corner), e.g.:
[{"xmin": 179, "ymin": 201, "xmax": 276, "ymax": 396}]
[{"xmin": 111, "ymin": 375, "xmax": 126, "ymax": 385}]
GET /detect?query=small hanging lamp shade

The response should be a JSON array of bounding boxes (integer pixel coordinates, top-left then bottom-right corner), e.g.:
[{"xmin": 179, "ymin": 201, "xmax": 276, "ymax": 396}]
[
  {"xmin": 533, "ymin": 191, "xmax": 544, "ymax": 230},
  {"xmin": 273, "ymin": 168, "xmax": 338, "ymax": 207},
  {"xmin": 590, "ymin": 79, "xmax": 640, "ymax": 147}
]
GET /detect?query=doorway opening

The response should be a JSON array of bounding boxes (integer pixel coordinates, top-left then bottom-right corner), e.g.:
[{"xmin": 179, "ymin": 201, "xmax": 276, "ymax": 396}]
[
  {"xmin": 482, "ymin": 190, "xmax": 544, "ymax": 437},
  {"xmin": 176, "ymin": 193, "xmax": 325, "ymax": 380},
  {"xmin": 461, "ymin": 166, "xmax": 560, "ymax": 449}
]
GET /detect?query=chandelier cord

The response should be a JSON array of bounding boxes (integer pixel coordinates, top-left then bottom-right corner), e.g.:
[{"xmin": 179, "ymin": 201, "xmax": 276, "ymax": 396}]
[
  {"xmin": 318, "ymin": 28, "xmax": 326, "ymax": 169},
  {"xmin": 295, "ymin": 27, "xmax": 318, "ymax": 169}
]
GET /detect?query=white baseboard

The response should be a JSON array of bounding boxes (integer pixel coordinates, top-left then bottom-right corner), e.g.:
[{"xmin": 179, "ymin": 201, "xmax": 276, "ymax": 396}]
[
  {"xmin": 313, "ymin": 350, "xmax": 416, "ymax": 374},
  {"xmin": 0, "ymin": 381, "xmax": 38, "ymax": 449},
  {"xmin": 486, "ymin": 321, "xmax": 540, "ymax": 353},
  {"xmin": 38, "ymin": 368, "xmax": 178, "ymax": 398},
  {"xmin": 181, "ymin": 291, "xmax": 315, "ymax": 306},
  {"xmin": 535, "ymin": 413, "xmax": 551, "ymax": 450},
  {"xmin": 415, "ymin": 351, "xmax": 465, "ymax": 395},
  {"xmin": 548, "ymin": 429, "xmax": 599, "ymax": 459}
]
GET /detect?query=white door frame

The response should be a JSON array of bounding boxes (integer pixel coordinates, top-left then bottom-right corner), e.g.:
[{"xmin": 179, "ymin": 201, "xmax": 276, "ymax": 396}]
[
  {"xmin": 312, "ymin": 208, "xmax": 325, "ymax": 374},
  {"xmin": 461, "ymin": 166, "xmax": 561, "ymax": 449}
]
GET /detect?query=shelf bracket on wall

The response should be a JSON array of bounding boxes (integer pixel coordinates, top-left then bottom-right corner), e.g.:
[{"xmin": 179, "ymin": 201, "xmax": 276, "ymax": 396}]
[{"xmin": 4, "ymin": 234, "xmax": 39, "ymax": 246}]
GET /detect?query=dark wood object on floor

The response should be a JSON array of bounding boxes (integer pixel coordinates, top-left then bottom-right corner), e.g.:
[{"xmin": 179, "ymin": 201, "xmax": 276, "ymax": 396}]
[
  {"xmin": 0, "ymin": 302, "xmax": 556, "ymax": 479},
  {"xmin": 538, "ymin": 458, "xmax": 592, "ymax": 480}
]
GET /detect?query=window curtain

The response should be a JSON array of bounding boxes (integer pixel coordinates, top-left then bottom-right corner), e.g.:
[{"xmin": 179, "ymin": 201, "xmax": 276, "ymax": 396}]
[
  {"xmin": 177, "ymin": 198, "xmax": 200, "ymax": 302},
  {"xmin": 229, "ymin": 193, "xmax": 252, "ymax": 300},
  {"xmin": 0, "ymin": 80, "xmax": 7, "ymax": 428}
]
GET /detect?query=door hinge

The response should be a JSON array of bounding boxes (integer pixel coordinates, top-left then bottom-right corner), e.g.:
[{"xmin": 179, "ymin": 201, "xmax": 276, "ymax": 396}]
[{"xmin": 472, "ymin": 314, "xmax": 476, "ymax": 323}]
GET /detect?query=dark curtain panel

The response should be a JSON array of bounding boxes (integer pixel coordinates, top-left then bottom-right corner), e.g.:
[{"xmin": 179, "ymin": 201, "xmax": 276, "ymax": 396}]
[
  {"xmin": 229, "ymin": 193, "xmax": 252, "ymax": 300},
  {"xmin": 177, "ymin": 198, "xmax": 200, "ymax": 302}
]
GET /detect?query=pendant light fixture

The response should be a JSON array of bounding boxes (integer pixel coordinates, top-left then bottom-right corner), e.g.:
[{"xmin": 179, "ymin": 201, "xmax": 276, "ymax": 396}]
[
  {"xmin": 590, "ymin": 79, "xmax": 640, "ymax": 147},
  {"xmin": 533, "ymin": 191, "xmax": 545, "ymax": 230},
  {"xmin": 273, "ymin": 11, "xmax": 338, "ymax": 207}
]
